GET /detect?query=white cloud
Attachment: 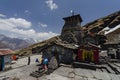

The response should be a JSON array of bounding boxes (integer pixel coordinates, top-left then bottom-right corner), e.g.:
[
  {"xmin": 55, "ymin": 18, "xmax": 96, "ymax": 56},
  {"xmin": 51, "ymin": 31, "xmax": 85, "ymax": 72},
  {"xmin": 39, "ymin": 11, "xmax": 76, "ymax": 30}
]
[
  {"xmin": 0, "ymin": 18, "xmax": 32, "ymax": 29},
  {"xmin": 10, "ymin": 28, "xmax": 58, "ymax": 41},
  {"xmin": 11, "ymin": 28, "xmax": 35, "ymax": 35},
  {"xmin": 25, "ymin": 10, "xmax": 29, "ymax": 13},
  {"xmin": 24, "ymin": 10, "xmax": 31, "ymax": 15},
  {"xmin": 38, "ymin": 22, "xmax": 47, "ymax": 28},
  {"xmin": 0, "ymin": 14, "xmax": 58, "ymax": 42},
  {"xmin": 45, "ymin": 0, "xmax": 58, "ymax": 11},
  {"xmin": 0, "ymin": 14, "xmax": 6, "ymax": 18},
  {"xmin": 8, "ymin": 18, "xmax": 32, "ymax": 28},
  {"xmin": 37, "ymin": 31, "xmax": 58, "ymax": 40}
]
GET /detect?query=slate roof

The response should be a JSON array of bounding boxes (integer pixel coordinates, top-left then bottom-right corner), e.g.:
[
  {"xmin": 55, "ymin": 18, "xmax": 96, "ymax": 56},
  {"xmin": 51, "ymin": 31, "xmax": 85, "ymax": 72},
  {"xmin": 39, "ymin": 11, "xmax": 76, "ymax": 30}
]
[
  {"xmin": 18, "ymin": 36, "xmax": 79, "ymax": 56},
  {"xmin": 31, "ymin": 36, "xmax": 78, "ymax": 50}
]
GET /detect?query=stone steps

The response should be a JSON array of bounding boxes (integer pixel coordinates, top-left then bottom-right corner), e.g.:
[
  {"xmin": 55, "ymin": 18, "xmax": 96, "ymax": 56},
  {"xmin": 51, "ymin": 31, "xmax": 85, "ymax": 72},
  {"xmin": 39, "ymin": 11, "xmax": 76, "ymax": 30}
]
[{"xmin": 30, "ymin": 69, "xmax": 46, "ymax": 78}]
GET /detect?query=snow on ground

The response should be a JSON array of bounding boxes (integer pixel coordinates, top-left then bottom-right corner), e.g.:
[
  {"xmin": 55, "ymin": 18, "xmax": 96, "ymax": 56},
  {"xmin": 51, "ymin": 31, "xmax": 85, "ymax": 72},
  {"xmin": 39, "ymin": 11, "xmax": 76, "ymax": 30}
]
[
  {"xmin": 105, "ymin": 24, "xmax": 120, "ymax": 35},
  {"xmin": 99, "ymin": 50, "xmax": 107, "ymax": 57}
]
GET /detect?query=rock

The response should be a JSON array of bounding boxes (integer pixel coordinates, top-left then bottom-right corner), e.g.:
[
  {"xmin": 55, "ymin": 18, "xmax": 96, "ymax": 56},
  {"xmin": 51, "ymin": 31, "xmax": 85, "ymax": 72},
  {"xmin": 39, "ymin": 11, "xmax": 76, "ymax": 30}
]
[
  {"xmin": 48, "ymin": 57, "xmax": 58, "ymax": 69},
  {"xmin": 68, "ymin": 72, "xmax": 75, "ymax": 78}
]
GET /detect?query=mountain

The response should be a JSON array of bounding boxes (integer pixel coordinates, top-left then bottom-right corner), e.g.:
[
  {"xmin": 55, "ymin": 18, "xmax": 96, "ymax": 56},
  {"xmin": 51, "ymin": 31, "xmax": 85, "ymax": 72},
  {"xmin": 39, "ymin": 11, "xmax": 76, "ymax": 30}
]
[
  {"xmin": 23, "ymin": 38, "xmax": 38, "ymax": 44},
  {"xmin": 0, "ymin": 34, "xmax": 31, "ymax": 50}
]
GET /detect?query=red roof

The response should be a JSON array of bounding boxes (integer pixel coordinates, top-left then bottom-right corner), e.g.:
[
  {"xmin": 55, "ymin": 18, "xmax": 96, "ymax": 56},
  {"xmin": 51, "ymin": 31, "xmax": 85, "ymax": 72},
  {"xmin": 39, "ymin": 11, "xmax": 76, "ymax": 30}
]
[{"xmin": 0, "ymin": 49, "xmax": 13, "ymax": 55}]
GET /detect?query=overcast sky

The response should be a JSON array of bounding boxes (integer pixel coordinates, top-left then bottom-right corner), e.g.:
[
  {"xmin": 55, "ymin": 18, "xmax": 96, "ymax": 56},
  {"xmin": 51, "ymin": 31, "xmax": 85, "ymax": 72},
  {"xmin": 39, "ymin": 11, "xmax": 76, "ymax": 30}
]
[{"xmin": 0, "ymin": 0, "xmax": 120, "ymax": 41}]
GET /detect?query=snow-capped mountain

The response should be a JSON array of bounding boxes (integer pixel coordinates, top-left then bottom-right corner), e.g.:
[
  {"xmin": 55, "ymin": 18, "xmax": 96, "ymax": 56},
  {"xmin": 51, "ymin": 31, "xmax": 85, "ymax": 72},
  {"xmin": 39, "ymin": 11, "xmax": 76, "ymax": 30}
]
[{"xmin": 0, "ymin": 34, "xmax": 33, "ymax": 50}]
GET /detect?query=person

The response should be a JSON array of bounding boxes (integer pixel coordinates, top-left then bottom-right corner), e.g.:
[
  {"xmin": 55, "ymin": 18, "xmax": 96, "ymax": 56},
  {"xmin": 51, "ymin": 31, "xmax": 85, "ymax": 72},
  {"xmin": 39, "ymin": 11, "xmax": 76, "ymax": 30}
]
[
  {"xmin": 28, "ymin": 56, "xmax": 31, "ymax": 65},
  {"xmin": 12, "ymin": 55, "xmax": 18, "ymax": 60},
  {"xmin": 42, "ymin": 58, "xmax": 48, "ymax": 71},
  {"xmin": 116, "ymin": 48, "xmax": 120, "ymax": 59},
  {"xmin": 35, "ymin": 58, "xmax": 39, "ymax": 63},
  {"xmin": 39, "ymin": 57, "xmax": 43, "ymax": 63}
]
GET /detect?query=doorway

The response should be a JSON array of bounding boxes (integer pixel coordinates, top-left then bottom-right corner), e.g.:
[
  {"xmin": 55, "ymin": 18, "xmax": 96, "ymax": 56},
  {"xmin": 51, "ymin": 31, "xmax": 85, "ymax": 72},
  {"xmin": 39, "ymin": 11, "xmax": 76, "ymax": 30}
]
[
  {"xmin": 52, "ymin": 51, "xmax": 59, "ymax": 64},
  {"xmin": 0, "ymin": 56, "xmax": 3, "ymax": 71},
  {"xmin": 82, "ymin": 49, "xmax": 94, "ymax": 62}
]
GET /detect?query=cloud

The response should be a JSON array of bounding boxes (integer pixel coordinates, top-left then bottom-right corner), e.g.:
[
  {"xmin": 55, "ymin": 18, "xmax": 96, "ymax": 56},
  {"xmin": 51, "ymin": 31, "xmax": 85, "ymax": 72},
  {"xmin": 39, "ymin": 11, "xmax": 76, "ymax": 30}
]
[
  {"xmin": 0, "ymin": 14, "xmax": 6, "ymax": 18},
  {"xmin": 45, "ymin": 0, "xmax": 58, "ymax": 11},
  {"xmin": 10, "ymin": 28, "xmax": 58, "ymax": 41},
  {"xmin": 38, "ymin": 22, "xmax": 47, "ymax": 28},
  {"xmin": 25, "ymin": 10, "xmax": 29, "ymax": 13},
  {"xmin": 0, "ymin": 14, "xmax": 58, "ymax": 42},
  {"xmin": 8, "ymin": 18, "xmax": 32, "ymax": 28},
  {"xmin": 0, "ymin": 18, "xmax": 32, "ymax": 29},
  {"xmin": 24, "ymin": 10, "xmax": 31, "ymax": 15}
]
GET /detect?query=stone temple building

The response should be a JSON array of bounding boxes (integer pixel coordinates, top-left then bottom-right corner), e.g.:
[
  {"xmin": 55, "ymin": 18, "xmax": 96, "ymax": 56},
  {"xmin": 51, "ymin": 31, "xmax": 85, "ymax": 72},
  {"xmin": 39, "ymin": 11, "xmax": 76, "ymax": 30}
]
[
  {"xmin": 18, "ymin": 10, "xmax": 120, "ymax": 64},
  {"xmin": 20, "ymin": 14, "xmax": 106, "ymax": 64},
  {"xmin": 31, "ymin": 14, "xmax": 85, "ymax": 64},
  {"xmin": 61, "ymin": 14, "xmax": 84, "ymax": 45}
]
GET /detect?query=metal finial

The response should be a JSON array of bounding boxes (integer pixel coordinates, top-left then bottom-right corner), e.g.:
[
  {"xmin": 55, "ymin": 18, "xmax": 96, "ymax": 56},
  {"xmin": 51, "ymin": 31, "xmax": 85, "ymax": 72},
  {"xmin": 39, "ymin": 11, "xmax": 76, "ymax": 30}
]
[{"xmin": 70, "ymin": 10, "xmax": 74, "ymax": 16}]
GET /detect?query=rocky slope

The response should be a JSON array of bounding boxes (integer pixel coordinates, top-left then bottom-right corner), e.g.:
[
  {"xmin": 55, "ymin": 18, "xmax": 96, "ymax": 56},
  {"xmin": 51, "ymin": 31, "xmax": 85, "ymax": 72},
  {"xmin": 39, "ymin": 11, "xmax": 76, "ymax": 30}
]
[
  {"xmin": 83, "ymin": 10, "xmax": 120, "ymax": 34},
  {"xmin": 105, "ymin": 25, "xmax": 120, "ymax": 44},
  {"xmin": 82, "ymin": 10, "xmax": 120, "ymax": 44}
]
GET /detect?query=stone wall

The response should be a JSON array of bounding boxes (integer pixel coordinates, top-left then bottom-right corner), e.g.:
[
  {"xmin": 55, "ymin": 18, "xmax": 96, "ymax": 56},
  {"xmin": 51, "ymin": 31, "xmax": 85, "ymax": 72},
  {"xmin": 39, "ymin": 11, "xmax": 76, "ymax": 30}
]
[
  {"xmin": 42, "ymin": 45, "xmax": 74, "ymax": 64},
  {"xmin": 106, "ymin": 28, "xmax": 120, "ymax": 44},
  {"xmin": 60, "ymin": 14, "xmax": 84, "ymax": 45}
]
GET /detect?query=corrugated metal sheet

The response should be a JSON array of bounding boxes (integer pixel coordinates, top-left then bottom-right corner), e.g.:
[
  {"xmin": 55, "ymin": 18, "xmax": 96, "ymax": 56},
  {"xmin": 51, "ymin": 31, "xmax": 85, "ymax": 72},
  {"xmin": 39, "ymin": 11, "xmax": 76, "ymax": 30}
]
[{"xmin": 0, "ymin": 49, "xmax": 13, "ymax": 55}]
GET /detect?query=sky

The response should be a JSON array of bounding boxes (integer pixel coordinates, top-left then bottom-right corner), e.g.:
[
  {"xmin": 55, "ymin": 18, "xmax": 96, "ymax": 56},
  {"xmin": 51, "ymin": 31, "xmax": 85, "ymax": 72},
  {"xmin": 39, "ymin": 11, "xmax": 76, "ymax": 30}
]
[{"xmin": 0, "ymin": 0, "xmax": 120, "ymax": 42}]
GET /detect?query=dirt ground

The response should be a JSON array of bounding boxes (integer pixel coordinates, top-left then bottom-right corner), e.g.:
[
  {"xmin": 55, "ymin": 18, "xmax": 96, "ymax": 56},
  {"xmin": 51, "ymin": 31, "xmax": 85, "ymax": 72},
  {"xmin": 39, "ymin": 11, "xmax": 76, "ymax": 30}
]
[
  {"xmin": 0, "ymin": 54, "xmax": 120, "ymax": 80},
  {"xmin": 0, "ymin": 54, "xmax": 42, "ymax": 80}
]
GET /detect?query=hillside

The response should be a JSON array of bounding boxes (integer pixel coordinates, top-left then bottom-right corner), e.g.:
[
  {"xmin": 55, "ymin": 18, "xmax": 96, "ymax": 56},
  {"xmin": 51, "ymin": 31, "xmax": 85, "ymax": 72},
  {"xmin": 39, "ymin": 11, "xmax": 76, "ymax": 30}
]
[
  {"xmin": 83, "ymin": 10, "xmax": 120, "ymax": 33},
  {"xmin": 0, "ymin": 34, "xmax": 31, "ymax": 50}
]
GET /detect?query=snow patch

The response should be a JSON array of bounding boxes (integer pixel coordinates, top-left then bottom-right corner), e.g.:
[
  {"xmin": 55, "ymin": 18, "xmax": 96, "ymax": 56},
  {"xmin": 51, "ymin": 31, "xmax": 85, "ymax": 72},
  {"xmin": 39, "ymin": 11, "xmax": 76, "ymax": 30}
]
[{"xmin": 105, "ymin": 24, "xmax": 120, "ymax": 35}]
